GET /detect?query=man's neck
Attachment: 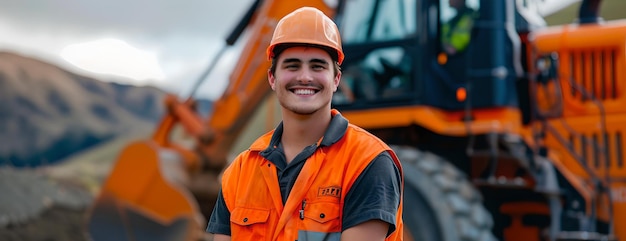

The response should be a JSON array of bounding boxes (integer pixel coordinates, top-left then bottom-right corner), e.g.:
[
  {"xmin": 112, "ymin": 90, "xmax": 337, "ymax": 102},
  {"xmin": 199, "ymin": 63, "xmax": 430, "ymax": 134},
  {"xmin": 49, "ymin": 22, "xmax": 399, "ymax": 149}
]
[{"xmin": 280, "ymin": 109, "xmax": 331, "ymax": 162}]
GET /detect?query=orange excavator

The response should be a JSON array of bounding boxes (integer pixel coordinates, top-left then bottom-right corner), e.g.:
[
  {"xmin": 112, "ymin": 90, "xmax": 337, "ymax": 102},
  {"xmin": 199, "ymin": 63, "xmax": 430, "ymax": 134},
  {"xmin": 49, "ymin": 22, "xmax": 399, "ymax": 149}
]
[{"xmin": 85, "ymin": 0, "xmax": 626, "ymax": 240}]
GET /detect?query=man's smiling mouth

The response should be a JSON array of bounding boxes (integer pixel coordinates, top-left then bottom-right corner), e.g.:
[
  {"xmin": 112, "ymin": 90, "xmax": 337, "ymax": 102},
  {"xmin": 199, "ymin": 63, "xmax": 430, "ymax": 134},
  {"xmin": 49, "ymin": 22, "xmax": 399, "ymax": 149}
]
[{"xmin": 292, "ymin": 89, "xmax": 318, "ymax": 95}]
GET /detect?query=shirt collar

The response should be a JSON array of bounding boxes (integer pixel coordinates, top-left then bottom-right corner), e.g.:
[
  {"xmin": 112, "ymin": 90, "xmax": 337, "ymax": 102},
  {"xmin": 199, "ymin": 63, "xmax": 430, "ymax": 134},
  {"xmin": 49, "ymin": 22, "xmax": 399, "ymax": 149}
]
[{"xmin": 265, "ymin": 109, "xmax": 348, "ymax": 151}]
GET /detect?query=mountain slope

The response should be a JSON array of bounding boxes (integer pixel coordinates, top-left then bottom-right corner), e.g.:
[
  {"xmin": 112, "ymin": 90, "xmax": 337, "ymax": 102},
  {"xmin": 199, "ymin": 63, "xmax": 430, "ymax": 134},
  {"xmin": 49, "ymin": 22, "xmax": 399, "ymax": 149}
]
[
  {"xmin": 544, "ymin": 0, "xmax": 626, "ymax": 25},
  {"xmin": 0, "ymin": 51, "xmax": 165, "ymax": 166}
]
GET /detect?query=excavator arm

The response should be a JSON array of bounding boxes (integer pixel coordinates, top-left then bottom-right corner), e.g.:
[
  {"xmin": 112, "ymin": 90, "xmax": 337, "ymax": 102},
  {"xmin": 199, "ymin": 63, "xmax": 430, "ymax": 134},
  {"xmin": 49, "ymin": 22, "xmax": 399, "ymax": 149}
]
[{"xmin": 85, "ymin": 1, "xmax": 340, "ymax": 241}]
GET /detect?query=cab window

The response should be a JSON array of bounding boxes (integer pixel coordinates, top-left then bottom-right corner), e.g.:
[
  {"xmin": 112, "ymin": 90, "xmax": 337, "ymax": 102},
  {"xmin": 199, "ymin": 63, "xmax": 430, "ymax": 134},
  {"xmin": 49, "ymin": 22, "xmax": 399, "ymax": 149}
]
[{"xmin": 334, "ymin": 0, "xmax": 419, "ymax": 106}]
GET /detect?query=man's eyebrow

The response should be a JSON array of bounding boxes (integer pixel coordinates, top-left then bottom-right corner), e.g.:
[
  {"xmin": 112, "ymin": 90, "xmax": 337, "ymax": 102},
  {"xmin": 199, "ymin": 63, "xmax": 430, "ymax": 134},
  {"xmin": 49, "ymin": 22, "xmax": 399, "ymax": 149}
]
[
  {"xmin": 281, "ymin": 58, "xmax": 329, "ymax": 65},
  {"xmin": 309, "ymin": 58, "xmax": 329, "ymax": 65},
  {"xmin": 282, "ymin": 58, "xmax": 302, "ymax": 64}
]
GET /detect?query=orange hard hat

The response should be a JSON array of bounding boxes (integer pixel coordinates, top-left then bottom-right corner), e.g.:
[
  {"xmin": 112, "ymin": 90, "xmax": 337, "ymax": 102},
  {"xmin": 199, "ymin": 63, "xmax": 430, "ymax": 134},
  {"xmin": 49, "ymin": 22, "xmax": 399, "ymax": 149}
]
[{"xmin": 266, "ymin": 7, "xmax": 344, "ymax": 65}]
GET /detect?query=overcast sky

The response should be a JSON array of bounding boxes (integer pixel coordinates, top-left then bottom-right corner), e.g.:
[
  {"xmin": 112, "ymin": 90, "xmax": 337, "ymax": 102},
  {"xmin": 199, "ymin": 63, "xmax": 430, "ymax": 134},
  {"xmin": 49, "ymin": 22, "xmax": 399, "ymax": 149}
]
[
  {"xmin": 0, "ymin": 0, "xmax": 581, "ymax": 100},
  {"xmin": 0, "ymin": 0, "xmax": 255, "ymax": 99}
]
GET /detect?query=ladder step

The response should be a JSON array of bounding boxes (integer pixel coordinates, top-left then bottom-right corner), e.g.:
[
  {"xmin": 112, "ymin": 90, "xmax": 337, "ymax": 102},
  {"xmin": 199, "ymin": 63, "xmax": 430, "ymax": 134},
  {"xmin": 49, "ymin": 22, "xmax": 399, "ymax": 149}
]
[
  {"xmin": 555, "ymin": 231, "xmax": 617, "ymax": 241},
  {"xmin": 472, "ymin": 176, "xmax": 527, "ymax": 188}
]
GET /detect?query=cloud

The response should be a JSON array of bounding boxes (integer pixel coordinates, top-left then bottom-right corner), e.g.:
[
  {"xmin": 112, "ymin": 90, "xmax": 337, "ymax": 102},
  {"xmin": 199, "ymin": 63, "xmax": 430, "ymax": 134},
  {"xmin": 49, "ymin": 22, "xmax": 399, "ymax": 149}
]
[{"xmin": 61, "ymin": 38, "xmax": 166, "ymax": 82}]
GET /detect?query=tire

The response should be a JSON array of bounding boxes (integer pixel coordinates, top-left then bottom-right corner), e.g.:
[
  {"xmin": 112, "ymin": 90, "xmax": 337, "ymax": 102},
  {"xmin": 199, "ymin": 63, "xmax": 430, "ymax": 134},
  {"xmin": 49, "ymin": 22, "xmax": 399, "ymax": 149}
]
[{"xmin": 392, "ymin": 146, "xmax": 497, "ymax": 241}]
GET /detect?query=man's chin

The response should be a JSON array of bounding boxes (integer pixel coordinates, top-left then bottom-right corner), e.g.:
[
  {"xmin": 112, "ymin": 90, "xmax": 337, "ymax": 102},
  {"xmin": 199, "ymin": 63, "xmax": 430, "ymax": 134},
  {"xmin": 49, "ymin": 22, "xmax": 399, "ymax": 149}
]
[{"xmin": 284, "ymin": 105, "xmax": 319, "ymax": 116}]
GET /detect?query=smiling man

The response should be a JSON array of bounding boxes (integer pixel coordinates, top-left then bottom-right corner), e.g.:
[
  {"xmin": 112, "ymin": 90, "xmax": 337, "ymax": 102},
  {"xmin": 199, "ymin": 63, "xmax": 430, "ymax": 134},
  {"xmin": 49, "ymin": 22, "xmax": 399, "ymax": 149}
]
[{"xmin": 206, "ymin": 7, "xmax": 404, "ymax": 241}]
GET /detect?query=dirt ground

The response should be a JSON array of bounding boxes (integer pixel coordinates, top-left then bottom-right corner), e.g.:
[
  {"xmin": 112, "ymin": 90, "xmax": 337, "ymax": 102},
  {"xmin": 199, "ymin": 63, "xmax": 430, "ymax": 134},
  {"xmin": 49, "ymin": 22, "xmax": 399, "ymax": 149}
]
[
  {"xmin": 0, "ymin": 167, "xmax": 92, "ymax": 241},
  {"xmin": 0, "ymin": 207, "xmax": 87, "ymax": 241},
  {"xmin": 0, "ymin": 167, "xmax": 215, "ymax": 241}
]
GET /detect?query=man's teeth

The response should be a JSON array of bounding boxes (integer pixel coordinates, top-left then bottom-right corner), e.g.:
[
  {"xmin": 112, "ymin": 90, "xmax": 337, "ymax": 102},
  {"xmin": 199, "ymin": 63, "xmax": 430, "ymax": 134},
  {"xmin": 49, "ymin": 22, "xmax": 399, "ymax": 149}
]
[{"xmin": 294, "ymin": 89, "xmax": 315, "ymax": 95}]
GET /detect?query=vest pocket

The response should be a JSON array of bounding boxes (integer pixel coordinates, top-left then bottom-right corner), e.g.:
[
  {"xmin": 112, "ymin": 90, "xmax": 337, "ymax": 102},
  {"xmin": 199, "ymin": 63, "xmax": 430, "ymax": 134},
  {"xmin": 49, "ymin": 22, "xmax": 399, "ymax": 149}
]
[
  {"xmin": 301, "ymin": 201, "xmax": 341, "ymax": 232},
  {"xmin": 230, "ymin": 207, "xmax": 270, "ymax": 240}
]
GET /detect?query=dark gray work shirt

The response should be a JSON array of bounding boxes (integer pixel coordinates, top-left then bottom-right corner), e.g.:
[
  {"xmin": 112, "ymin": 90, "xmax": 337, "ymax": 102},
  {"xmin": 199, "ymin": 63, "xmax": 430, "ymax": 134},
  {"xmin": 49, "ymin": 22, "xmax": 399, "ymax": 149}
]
[{"xmin": 207, "ymin": 113, "xmax": 402, "ymax": 236}]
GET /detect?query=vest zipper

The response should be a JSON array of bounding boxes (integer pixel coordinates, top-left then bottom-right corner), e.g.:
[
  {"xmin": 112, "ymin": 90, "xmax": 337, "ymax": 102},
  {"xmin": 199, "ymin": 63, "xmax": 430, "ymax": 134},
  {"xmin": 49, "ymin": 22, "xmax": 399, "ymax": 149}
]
[{"xmin": 299, "ymin": 199, "xmax": 306, "ymax": 220}]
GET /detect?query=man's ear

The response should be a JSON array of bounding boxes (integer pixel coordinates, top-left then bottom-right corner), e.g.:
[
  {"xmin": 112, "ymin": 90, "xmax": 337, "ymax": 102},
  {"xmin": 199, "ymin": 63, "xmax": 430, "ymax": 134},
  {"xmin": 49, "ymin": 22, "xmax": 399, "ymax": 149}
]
[
  {"xmin": 333, "ymin": 71, "xmax": 342, "ymax": 92},
  {"xmin": 268, "ymin": 69, "xmax": 276, "ymax": 90}
]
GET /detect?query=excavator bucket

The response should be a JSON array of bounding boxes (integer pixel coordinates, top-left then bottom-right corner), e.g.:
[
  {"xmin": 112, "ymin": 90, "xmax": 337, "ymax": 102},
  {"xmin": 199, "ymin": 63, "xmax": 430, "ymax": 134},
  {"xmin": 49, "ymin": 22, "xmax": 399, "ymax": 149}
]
[{"xmin": 85, "ymin": 141, "xmax": 203, "ymax": 241}]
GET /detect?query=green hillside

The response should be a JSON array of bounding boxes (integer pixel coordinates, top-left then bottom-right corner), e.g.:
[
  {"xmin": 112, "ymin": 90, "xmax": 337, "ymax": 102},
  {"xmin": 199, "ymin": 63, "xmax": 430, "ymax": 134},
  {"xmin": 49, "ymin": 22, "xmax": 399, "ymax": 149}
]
[{"xmin": 544, "ymin": 0, "xmax": 626, "ymax": 25}]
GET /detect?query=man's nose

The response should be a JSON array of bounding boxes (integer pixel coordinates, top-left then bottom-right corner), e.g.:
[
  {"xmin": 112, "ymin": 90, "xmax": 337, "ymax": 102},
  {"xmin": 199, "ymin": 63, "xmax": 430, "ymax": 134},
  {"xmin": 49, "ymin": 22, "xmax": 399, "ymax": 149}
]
[{"xmin": 297, "ymin": 69, "xmax": 314, "ymax": 83}]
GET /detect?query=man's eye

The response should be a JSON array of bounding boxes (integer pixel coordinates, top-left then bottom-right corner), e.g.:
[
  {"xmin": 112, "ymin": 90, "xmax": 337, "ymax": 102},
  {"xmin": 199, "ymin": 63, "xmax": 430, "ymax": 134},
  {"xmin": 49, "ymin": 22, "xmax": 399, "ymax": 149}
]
[
  {"xmin": 285, "ymin": 65, "xmax": 299, "ymax": 69},
  {"xmin": 312, "ymin": 65, "xmax": 325, "ymax": 70}
]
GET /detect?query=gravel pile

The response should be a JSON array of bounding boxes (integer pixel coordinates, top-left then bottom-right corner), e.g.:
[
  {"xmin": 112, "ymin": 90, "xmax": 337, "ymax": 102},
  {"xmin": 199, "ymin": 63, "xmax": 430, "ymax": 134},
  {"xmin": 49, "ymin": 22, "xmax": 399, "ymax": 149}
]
[{"xmin": 0, "ymin": 167, "xmax": 93, "ymax": 241}]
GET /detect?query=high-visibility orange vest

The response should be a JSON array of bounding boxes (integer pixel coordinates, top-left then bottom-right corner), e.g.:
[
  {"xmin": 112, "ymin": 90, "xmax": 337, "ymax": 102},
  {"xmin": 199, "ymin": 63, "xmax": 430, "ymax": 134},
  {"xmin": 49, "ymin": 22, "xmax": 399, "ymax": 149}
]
[{"xmin": 221, "ymin": 112, "xmax": 403, "ymax": 241}]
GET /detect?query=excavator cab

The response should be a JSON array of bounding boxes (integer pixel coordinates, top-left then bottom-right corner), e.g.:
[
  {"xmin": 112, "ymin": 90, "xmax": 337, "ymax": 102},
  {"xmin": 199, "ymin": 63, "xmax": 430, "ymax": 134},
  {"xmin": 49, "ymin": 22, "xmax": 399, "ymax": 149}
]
[
  {"xmin": 330, "ymin": 0, "xmax": 527, "ymax": 240},
  {"xmin": 333, "ymin": 0, "xmax": 523, "ymax": 111}
]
